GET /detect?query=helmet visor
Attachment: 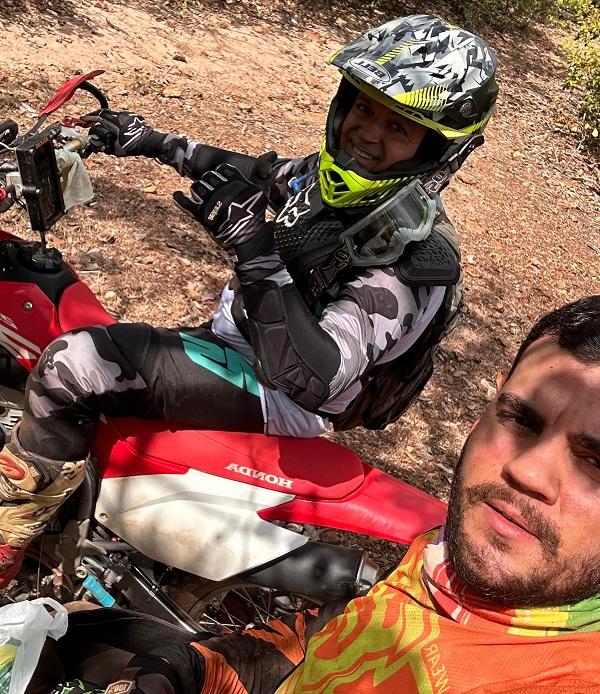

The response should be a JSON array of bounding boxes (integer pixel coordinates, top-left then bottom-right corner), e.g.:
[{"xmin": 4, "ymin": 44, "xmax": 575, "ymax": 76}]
[{"xmin": 339, "ymin": 179, "xmax": 436, "ymax": 266}]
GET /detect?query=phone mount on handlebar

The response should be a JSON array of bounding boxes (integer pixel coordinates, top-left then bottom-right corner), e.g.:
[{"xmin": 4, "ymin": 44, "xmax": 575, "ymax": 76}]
[
  {"xmin": 15, "ymin": 125, "xmax": 66, "ymax": 233},
  {"xmin": 7, "ymin": 70, "xmax": 108, "ymax": 246}
]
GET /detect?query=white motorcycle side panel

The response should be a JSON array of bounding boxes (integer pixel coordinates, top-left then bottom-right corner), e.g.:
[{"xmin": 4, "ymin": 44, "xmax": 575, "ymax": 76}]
[{"xmin": 95, "ymin": 469, "xmax": 307, "ymax": 581}]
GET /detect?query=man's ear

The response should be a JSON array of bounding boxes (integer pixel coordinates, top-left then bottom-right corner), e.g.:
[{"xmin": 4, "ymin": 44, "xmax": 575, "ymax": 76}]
[{"xmin": 495, "ymin": 369, "xmax": 507, "ymax": 392}]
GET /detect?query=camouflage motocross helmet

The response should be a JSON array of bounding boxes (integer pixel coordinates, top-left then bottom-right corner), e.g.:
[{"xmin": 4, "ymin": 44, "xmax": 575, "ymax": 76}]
[{"xmin": 319, "ymin": 14, "xmax": 498, "ymax": 207}]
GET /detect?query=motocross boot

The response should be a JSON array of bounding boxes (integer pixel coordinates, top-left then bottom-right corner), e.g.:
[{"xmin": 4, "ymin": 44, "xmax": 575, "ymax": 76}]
[{"xmin": 0, "ymin": 424, "xmax": 87, "ymax": 589}]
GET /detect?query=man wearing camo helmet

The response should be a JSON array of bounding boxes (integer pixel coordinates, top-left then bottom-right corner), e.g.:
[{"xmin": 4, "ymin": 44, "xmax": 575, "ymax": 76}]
[{"xmin": 0, "ymin": 16, "xmax": 498, "ymax": 587}]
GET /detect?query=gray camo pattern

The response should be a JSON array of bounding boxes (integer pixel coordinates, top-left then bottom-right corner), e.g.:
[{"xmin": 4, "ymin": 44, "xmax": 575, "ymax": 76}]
[
  {"xmin": 27, "ymin": 328, "xmax": 147, "ymax": 419},
  {"xmin": 158, "ymin": 140, "xmax": 458, "ymax": 412},
  {"xmin": 331, "ymin": 14, "xmax": 496, "ymax": 122}
]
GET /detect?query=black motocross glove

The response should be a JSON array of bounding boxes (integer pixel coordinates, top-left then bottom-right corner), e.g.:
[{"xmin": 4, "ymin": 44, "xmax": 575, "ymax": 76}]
[
  {"xmin": 83, "ymin": 109, "xmax": 154, "ymax": 157},
  {"xmin": 173, "ymin": 155, "xmax": 275, "ymax": 250}
]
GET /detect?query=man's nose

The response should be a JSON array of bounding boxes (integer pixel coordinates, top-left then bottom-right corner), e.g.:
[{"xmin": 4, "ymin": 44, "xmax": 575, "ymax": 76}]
[
  {"xmin": 357, "ymin": 118, "xmax": 385, "ymax": 143},
  {"xmin": 501, "ymin": 439, "xmax": 561, "ymax": 504}
]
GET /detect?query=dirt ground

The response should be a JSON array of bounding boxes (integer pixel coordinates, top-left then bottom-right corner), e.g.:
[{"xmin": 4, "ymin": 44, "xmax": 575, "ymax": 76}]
[{"xmin": 1, "ymin": 0, "xmax": 599, "ymax": 562}]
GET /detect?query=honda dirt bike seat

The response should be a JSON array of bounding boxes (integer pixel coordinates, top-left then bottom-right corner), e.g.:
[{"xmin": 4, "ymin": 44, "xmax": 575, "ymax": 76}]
[
  {"xmin": 57, "ymin": 277, "xmax": 367, "ymax": 502},
  {"xmin": 94, "ymin": 418, "xmax": 366, "ymax": 502}
]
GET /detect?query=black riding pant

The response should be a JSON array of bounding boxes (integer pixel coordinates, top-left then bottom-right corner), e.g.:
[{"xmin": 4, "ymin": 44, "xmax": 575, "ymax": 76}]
[{"xmin": 19, "ymin": 323, "xmax": 263, "ymax": 461}]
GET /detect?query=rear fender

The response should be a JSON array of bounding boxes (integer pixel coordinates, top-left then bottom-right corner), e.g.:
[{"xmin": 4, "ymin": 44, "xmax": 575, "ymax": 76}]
[{"xmin": 259, "ymin": 464, "xmax": 447, "ymax": 545}]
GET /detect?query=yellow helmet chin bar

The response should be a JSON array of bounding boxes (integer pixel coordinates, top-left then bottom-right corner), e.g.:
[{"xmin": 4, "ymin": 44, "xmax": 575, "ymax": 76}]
[{"xmin": 318, "ymin": 141, "xmax": 415, "ymax": 208}]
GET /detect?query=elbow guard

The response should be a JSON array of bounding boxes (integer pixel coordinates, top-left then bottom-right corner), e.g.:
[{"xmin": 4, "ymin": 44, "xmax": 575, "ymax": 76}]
[{"xmin": 240, "ymin": 281, "xmax": 340, "ymax": 412}]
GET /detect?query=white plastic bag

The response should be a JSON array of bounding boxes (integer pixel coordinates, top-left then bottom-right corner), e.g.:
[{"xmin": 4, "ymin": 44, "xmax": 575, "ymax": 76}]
[{"xmin": 0, "ymin": 598, "xmax": 68, "ymax": 694}]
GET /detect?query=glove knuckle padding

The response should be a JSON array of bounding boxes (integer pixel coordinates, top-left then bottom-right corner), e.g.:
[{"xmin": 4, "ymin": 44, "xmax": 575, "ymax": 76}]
[
  {"xmin": 187, "ymin": 145, "xmax": 276, "ymax": 191},
  {"xmin": 202, "ymin": 170, "xmax": 227, "ymax": 187},
  {"xmin": 216, "ymin": 162, "xmax": 242, "ymax": 179},
  {"xmin": 241, "ymin": 281, "xmax": 340, "ymax": 412}
]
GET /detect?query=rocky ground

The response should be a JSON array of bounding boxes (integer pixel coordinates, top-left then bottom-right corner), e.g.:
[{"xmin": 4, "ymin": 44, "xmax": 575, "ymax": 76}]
[{"xmin": 1, "ymin": 0, "xmax": 599, "ymax": 564}]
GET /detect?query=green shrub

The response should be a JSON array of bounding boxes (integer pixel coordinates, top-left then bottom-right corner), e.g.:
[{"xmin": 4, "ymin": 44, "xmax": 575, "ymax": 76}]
[
  {"xmin": 456, "ymin": 0, "xmax": 555, "ymax": 30},
  {"xmin": 562, "ymin": 2, "xmax": 600, "ymax": 148}
]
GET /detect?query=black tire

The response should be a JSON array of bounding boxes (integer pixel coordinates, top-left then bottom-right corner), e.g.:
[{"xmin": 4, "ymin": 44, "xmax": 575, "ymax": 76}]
[{"xmin": 184, "ymin": 579, "xmax": 322, "ymax": 635}]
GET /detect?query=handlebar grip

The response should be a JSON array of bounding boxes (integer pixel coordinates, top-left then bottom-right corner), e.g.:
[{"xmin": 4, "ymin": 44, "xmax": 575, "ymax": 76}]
[{"xmin": 0, "ymin": 120, "xmax": 18, "ymax": 146}]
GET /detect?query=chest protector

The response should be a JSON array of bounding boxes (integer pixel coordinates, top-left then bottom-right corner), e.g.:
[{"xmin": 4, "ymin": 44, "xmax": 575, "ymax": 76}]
[
  {"xmin": 332, "ymin": 283, "xmax": 460, "ymax": 431},
  {"xmin": 268, "ymin": 181, "xmax": 462, "ymax": 430}
]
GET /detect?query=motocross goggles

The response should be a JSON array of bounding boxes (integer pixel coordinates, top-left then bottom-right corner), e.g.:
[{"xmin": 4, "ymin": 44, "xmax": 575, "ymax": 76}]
[{"xmin": 339, "ymin": 178, "xmax": 436, "ymax": 266}]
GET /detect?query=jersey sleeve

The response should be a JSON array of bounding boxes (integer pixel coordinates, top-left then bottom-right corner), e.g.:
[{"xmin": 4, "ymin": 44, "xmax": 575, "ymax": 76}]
[{"xmin": 318, "ymin": 269, "xmax": 446, "ymax": 412}]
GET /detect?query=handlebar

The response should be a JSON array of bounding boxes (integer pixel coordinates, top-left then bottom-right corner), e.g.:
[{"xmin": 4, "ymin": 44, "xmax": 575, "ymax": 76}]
[{"xmin": 0, "ymin": 72, "xmax": 108, "ymax": 232}]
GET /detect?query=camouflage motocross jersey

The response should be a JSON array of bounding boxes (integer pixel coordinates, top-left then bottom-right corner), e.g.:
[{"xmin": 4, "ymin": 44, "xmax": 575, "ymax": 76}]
[{"xmin": 156, "ymin": 138, "xmax": 457, "ymax": 436}]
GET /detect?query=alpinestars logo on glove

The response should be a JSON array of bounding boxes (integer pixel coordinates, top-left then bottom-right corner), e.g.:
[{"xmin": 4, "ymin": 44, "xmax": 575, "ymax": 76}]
[{"xmin": 208, "ymin": 200, "xmax": 222, "ymax": 221}]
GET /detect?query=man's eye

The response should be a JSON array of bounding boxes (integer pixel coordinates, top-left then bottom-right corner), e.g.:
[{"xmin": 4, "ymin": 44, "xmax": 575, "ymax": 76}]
[
  {"xmin": 391, "ymin": 122, "xmax": 408, "ymax": 136},
  {"xmin": 498, "ymin": 411, "xmax": 533, "ymax": 430},
  {"xmin": 578, "ymin": 454, "xmax": 600, "ymax": 472},
  {"xmin": 356, "ymin": 102, "xmax": 370, "ymax": 114}
]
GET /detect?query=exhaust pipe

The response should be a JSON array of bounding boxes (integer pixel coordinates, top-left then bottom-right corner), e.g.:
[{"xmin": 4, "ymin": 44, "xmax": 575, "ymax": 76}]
[{"xmin": 240, "ymin": 540, "xmax": 378, "ymax": 602}]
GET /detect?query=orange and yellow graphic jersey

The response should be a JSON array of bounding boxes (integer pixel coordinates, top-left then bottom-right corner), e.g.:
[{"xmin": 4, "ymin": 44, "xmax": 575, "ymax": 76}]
[{"xmin": 276, "ymin": 530, "xmax": 600, "ymax": 693}]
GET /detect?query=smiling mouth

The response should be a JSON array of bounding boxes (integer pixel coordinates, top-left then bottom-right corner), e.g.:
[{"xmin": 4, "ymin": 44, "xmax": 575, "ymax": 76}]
[{"xmin": 349, "ymin": 142, "xmax": 379, "ymax": 164}]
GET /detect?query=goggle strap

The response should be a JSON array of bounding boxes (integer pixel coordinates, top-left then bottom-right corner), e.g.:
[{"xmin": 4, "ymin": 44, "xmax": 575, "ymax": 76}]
[
  {"xmin": 421, "ymin": 134, "xmax": 485, "ymax": 196},
  {"xmin": 308, "ymin": 247, "xmax": 352, "ymax": 303}
]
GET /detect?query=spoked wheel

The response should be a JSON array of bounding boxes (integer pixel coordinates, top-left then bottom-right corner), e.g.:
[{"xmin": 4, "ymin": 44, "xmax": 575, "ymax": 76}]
[{"xmin": 185, "ymin": 581, "xmax": 322, "ymax": 635}]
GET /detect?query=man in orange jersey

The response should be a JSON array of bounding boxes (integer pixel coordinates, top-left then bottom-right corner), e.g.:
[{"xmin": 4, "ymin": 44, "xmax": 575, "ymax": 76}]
[{"xmin": 70, "ymin": 294, "xmax": 600, "ymax": 693}]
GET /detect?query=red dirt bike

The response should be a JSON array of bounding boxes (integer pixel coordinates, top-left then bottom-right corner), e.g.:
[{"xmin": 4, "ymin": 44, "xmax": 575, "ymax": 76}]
[{"xmin": 0, "ymin": 72, "xmax": 446, "ymax": 634}]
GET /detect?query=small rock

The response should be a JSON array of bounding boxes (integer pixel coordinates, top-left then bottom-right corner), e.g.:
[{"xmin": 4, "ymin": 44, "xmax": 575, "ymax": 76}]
[
  {"xmin": 320, "ymin": 529, "xmax": 341, "ymax": 543},
  {"xmin": 172, "ymin": 53, "xmax": 187, "ymax": 63},
  {"xmin": 104, "ymin": 290, "xmax": 117, "ymax": 300},
  {"xmin": 87, "ymin": 248, "xmax": 104, "ymax": 261},
  {"xmin": 457, "ymin": 171, "xmax": 477, "ymax": 185},
  {"xmin": 416, "ymin": 446, "xmax": 434, "ymax": 463},
  {"xmin": 162, "ymin": 84, "xmax": 183, "ymax": 98},
  {"xmin": 479, "ymin": 377, "xmax": 496, "ymax": 401}
]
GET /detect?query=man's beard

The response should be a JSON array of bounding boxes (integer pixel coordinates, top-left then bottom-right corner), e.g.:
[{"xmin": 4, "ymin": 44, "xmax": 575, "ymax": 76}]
[{"xmin": 445, "ymin": 444, "xmax": 600, "ymax": 607}]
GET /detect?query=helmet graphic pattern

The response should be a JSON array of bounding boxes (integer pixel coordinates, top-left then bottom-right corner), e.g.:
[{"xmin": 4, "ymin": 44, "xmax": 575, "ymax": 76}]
[
  {"xmin": 318, "ymin": 14, "xmax": 498, "ymax": 207},
  {"xmin": 329, "ymin": 14, "xmax": 498, "ymax": 139}
]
